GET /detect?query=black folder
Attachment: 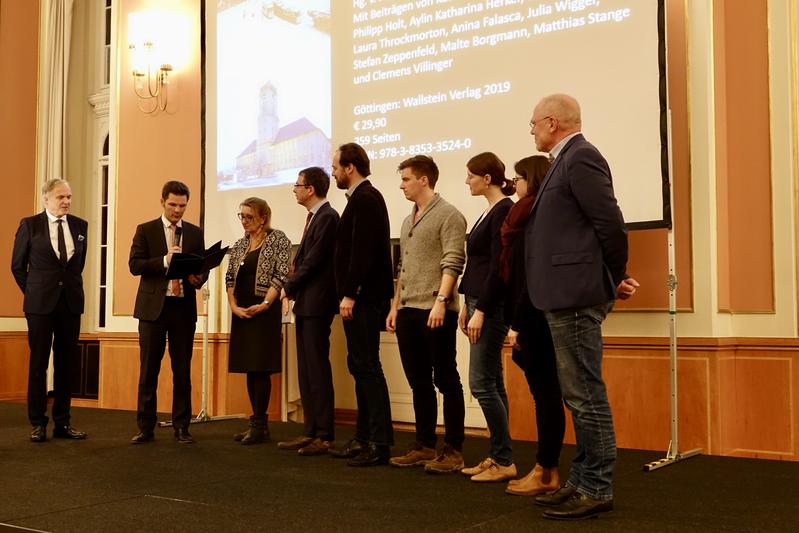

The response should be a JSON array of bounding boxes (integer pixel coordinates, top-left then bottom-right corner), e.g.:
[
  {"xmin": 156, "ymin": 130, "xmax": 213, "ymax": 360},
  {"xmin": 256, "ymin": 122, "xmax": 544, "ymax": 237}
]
[{"xmin": 166, "ymin": 241, "xmax": 229, "ymax": 279}]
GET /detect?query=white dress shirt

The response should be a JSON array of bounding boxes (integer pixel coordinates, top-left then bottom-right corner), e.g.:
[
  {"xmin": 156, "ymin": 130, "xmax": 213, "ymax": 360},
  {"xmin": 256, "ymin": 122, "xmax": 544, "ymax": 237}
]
[{"xmin": 45, "ymin": 210, "xmax": 75, "ymax": 262}]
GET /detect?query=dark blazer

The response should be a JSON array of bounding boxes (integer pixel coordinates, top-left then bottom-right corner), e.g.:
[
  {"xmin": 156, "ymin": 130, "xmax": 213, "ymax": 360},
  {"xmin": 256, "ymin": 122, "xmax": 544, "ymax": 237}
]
[
  {"xmin": 459, "ymin": 197, "xmax": 513, "ymax": 313},
  {"xmin": 129, "ymin": 218, "xmax": 205, "ymax": 321},
  {"xmin": 525, "ymin": 134, "xmax": 628, "ymax": 311},
  {"xmin": 11, "ymin": 212, "xmax": 88, "ymax": 315},
  {"xmin": 334, "ymin": 180, "xmax": 393, "ymax": 304},
  {"xmin": 284, "ymin": 202, "xmax": 340, "ymax": 317}
]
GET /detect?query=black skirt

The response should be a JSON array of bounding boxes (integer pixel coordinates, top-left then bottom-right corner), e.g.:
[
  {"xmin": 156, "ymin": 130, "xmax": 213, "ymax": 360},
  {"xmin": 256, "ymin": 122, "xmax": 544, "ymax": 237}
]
[{"xmin": 228, "ymin": 249, "xmax": 282, "ymax": 373}]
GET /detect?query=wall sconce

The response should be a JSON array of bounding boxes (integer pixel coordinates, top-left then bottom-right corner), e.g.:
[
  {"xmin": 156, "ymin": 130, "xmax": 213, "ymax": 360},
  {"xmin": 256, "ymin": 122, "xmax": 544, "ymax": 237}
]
[{"xmin": 128, "ymin": 11, "xmax": 188, "ymax": 115}]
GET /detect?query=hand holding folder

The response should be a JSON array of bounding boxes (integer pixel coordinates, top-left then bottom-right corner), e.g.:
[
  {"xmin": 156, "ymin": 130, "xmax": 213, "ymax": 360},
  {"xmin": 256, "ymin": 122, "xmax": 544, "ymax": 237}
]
[{"xmin": 166, "ymin": 241, "xmax": 229, "ymax": 280}]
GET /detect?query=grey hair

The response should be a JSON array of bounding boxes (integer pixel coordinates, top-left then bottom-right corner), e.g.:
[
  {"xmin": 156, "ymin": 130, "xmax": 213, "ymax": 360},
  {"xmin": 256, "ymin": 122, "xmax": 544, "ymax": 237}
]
[{"xmin": 42, "ymin": 178, "xmax": 70, "ymax": 196}]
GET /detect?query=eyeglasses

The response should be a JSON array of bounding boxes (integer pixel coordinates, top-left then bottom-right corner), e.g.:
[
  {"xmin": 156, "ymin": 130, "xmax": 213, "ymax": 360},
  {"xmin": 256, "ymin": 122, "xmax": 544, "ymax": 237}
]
[
  {"xmin": 529, "ymin": 115, "xmax": 552, "ymax": 129},
  {"xmin": 293, "ymin": 183, "xmax": 311, "ymax": 189},
  {"xmin": 237, "ymin": 213, "xmax": 254, "ymax": 221}
]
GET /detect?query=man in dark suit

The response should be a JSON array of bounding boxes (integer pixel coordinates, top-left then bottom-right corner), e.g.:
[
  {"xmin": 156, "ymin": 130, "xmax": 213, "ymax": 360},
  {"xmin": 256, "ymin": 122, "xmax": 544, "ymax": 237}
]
[
  {"xmin": 524, "ymin": 94, "xmax": 639, "ymax": 519},
  {"xmin": 278, "ymin": 167, "xmax": 339, "ymax": 456},
  {"xmin": 128, "ymin": 181, "xmax": 206, "ymax": 445},
  {"xmin": 328, "ymin": 142, "xmax": 395, "ymax": 466},
  {"xmin": 12, "ymin": 178, "xmax": 88, "ymax": 442}
]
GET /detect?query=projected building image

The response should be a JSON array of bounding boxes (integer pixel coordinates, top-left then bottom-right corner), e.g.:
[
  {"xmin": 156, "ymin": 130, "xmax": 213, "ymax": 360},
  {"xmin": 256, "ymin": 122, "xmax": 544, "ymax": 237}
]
[{"xmin": 217, "ymin": 0, "xmax": 331, "ymax": 190}]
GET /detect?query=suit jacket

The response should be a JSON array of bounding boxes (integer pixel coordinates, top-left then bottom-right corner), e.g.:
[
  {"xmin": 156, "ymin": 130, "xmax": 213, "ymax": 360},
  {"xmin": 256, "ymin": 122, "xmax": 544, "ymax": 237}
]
[
  {"xmin": 129, "ymin": 218, "xmax": 205, "ymax": 321},
  {"xmin": 458, "ymin": 197, "xmax": 513, "ymax": 313},
  {"xmin": 334, "ymin": 180, "xmax": 394, "ymax": 304},
  {"xmin": 284, "ymin": 202, "xmax": 339, "ymax": 317},
  {"xmin": 11, "ymin": 211, "xmax": 88, "ymax": 315},
  {"xmin": 525, "ymin": 134, "xmax": 628, "ymax": 311}
]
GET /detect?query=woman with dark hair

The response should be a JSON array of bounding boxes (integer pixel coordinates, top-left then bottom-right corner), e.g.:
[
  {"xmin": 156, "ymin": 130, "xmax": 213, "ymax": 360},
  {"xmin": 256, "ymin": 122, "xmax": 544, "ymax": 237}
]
[
  {"xmin": 458, "ymin": 152, "xmax": 517, "ymax": 482},
  {"xmin": 499, "ymin": 155, "xmax": 566, "ymax": 496},
  {"xmin": 226, "ymin": 197, "xmax": 291, "ymax": 444}
]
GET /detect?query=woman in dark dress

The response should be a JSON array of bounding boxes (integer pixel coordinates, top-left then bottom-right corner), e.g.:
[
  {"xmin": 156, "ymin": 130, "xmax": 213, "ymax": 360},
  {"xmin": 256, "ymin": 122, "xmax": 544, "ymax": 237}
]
[
  {"xmin": 500, "ymin": 156, "xmax": 565, "ymax": 496},
  {"xmin": 226, "ymin": 197, "xmax": 291, "ymax": 444}
]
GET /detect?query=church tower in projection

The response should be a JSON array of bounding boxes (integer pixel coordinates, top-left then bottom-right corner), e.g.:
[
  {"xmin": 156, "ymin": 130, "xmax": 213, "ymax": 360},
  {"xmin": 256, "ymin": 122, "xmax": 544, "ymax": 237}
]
[{"xmin": 256, "ymin": 82, "xmax": 279, "ymax": 176}]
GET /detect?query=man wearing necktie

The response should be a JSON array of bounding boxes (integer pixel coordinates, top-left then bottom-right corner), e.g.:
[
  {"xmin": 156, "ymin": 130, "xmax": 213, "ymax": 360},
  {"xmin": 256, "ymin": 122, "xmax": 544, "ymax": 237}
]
[
  {"xmin": 12, "ymin": 179, "xmax": 89, "ymax": 442},
  {"xmin": 278, "ymin": 167, "xmax": 339, "ymax": 455},
  {"xmin": 128, "ymin": 181, "xmax": 206, "ymax": 444}
]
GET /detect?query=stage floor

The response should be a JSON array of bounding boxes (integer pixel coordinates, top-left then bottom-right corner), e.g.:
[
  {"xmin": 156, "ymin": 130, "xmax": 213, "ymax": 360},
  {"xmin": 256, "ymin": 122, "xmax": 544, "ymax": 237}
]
[{"xmin": 0, "ymin": 402, "xmax": 795, "ymax": 532}]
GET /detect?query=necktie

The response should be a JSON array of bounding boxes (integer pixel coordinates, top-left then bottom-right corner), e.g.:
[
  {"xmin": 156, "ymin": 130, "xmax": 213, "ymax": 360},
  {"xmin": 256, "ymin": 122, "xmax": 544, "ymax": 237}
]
[
  {"xmin": 548, "ymin": 153, "xmax": 555, "ymax": 163},
  {"xmin": 170, "ymin": 224, "xmax": 181, "ymax": 297},
  {"xmin": 301, "ymin": 212, "xmax": 313, "ymax": 240},
  {"xmin": 56, "ymin": 219, "xmax": 68, "ymax": 266}
]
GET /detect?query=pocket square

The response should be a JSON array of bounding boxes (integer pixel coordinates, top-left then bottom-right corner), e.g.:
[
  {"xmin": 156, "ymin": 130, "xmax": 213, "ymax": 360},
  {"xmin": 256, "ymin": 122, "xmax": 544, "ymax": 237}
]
[{"xmin": 78, "ymin": 234, "xmax": 85, "ymax": 241}]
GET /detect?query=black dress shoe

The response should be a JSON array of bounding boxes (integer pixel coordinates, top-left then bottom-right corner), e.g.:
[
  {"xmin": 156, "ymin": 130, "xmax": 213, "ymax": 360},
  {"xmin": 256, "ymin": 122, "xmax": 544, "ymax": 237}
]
[
  {"xmin": 30, "ymin": 425, "xmax": 47, "ymax": 443},
  {"xmin": 535, "ymin": 484, "xmax": 578, "ymax": 507},
  {"xmin": 543, "ymin": 493, "xmax": 613, "ymax": 520},
  {"xmin": 328, "ymin": 438, "xmax": 366, "ymax": 458},
  {"xmin": 130, "ymin": 431, "xmax": 155, "ymax": 444},
  {"xmin": 347, "ymin": 443, "xmax": 390, "ymax": 467},
  {"xmin": 53, "ymin": 425, "xmax": 88, "ymax": 440},
  {"xmin": 174, "ymin": 428, "xmax": 195, "ymax": 444}
]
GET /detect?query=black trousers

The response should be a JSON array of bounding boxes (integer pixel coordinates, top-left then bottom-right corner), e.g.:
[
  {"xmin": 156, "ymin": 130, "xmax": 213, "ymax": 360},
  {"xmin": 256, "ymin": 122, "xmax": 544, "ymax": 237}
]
[
  {"xmin": 296, "ymin": 314, "xmax": 335, "ymax": 441},
  {"xmin": 342, "ymin": 301, "xmax": 393, "ymax": 446},
  {"xmin": 395, "ymin": 308, "xmax": 465, "ymax": 450},
  {"xmin": 25, "ymin": 293, "xmax": 81, "ymax": 427},
  {"xmin": 512, "ymin": 306, "xmax": 565, "ymax": 468},
  {"xmin": 136, "ymin": 297, "xmax": 196, "ymax": 431}
]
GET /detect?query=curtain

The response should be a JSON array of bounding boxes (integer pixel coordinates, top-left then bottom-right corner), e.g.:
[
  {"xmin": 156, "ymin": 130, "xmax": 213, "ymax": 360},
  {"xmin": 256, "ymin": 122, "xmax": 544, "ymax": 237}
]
[{"xmin": 36, "ymin": 0, "xmax": 73, "ymax": 186}]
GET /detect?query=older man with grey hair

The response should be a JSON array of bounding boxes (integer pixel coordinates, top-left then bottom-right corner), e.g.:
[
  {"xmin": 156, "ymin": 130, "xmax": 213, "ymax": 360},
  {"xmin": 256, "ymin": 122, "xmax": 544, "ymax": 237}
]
[
  {"xmin": 12, "ymin": 178, "xmax": 89, "ymax": 443},
  {"xmin": 525, "ymin": 94, "xmax": 639, "ymax": 519}
]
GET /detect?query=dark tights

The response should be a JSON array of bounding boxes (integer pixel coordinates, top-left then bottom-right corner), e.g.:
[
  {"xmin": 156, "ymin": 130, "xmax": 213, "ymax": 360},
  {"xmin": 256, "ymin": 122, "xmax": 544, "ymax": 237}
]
[{"xmin": 246, "ymin": 371, "xmax": 272, "ymax": 418}]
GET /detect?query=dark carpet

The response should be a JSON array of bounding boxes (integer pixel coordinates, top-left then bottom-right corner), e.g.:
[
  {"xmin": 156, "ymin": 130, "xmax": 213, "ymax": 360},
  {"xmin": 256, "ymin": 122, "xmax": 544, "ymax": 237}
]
[{"xmin": 0, "ymin": 402, "xmax": 795, "ymax": 532}]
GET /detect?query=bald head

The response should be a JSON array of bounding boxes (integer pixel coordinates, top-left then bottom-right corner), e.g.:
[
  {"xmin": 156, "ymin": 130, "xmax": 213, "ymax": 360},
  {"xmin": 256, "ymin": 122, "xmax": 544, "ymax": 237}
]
[
  {"xmin": 539, "ymin": 94, "xmax": 581, "ymax": 129},
  {"xmin": 530, "ymin": 94, "xmax": 582, "ymax": 153}
]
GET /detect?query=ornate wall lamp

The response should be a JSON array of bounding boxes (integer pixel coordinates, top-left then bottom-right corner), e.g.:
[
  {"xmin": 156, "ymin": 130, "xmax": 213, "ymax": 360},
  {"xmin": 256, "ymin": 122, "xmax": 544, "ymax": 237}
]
[{"xmin": 128, "ymin": 11, "xmax": 188, "ymax": 115}]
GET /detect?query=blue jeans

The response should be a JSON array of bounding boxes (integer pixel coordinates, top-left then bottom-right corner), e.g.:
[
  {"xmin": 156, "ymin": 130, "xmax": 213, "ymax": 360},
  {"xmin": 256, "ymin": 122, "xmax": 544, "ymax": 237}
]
[
  {"xmin": 545, "ymin": 301, "xmax": 616, "ymax": 501},
  {"xmin": 466, "ymin": 296, "xmax": 512, "ymax": 466}
]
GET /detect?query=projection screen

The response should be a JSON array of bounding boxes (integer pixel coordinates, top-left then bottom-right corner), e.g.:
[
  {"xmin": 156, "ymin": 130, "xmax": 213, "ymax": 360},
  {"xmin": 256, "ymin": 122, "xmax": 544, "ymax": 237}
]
[{"xmin": 204, "ymin": 0, "xmax": 669, "ymax": 246}]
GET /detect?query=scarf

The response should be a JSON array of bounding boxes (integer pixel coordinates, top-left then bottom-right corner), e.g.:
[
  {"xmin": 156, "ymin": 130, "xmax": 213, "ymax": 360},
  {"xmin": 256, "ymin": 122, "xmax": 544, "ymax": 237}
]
[{"xmin": 499, "ymin": 194, "xmax": 536, "ymax": 284}]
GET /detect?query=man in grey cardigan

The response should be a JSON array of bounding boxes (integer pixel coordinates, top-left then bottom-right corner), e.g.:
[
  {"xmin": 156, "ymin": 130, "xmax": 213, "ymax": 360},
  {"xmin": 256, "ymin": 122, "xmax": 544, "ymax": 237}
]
[{"xmin": 386, "ymin": 155, "xmax": 467, "ymax": 474}]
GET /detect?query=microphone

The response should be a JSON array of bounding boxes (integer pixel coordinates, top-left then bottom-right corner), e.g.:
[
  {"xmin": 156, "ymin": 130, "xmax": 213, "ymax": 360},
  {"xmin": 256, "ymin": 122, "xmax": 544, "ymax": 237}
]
[{"xmin": 174, "ymin": 226, "xmax": 183, "ymax": 248}]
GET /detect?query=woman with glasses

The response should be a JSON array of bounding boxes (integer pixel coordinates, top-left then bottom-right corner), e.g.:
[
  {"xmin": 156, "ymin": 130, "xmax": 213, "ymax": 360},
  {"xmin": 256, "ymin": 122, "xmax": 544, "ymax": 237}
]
[
  {"xmin": 458, "ymin": 152, "xmax": 517, "ymax": 482},
  {"xmin": 225, "ymin": 197, "xmax": 290, "ymax": 444},
  {"xmin": 499, "ymin": 155, "xmax": 565, "ymax": 496}
]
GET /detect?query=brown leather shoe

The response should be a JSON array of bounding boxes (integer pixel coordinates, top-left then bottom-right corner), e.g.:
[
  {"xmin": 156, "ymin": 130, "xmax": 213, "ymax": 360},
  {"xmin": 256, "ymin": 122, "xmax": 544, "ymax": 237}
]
[
  {"xmin": 470, "ymin": 459, "xmax": 517, "ymax": 482},
  {"xmin": 424, "ymin": 445, "xmax": 464, "ymax": 474},
  {"xmin": 277, "ymin": 435, "xmax": 314, "ymax": 450},
  {"xmin": 389, "ymin": 441, "xmax": 436, "ymax": 467},
  {"xmin": 506, "ymin": 464, "xmax": 560, "ymax": 496},
  {"xmin": 461, "ymin": 457, "xmax": 494, "ymax": 476},
  {"xmin": 298, "ymin": 438, "xmax": 333, "ymax": 456}
]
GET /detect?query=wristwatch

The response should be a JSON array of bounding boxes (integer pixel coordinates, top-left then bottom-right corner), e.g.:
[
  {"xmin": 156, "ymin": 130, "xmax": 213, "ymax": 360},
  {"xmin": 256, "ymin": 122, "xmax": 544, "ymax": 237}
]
[{"xmin": 436, "ymin": 294, "xmax": 448, "ymax": 303}]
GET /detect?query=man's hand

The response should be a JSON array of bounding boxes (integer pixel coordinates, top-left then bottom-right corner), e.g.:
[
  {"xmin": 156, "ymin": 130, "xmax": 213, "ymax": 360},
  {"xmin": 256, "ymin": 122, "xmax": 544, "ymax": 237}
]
[
  {"xmin": 187, "ymin": 274, "xmax": 203, "ymax": 288},
  {"xmin": 165, "ymin": 245, "xmax": 181, "ymax": 266},
  {"xmin": 340, "ymin": 297, "xmax": 355, "ymax": 320},
  {"xmin": 385, "ymin": 308, "xmax": 397, "ymax": 333},
  {"xmin": 616, "ymin": 277, "xmax": 640, "ymax": 300},
  {"xmin": 427, "ymin": 301, "xmax": 446, "ymax": 329}
]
